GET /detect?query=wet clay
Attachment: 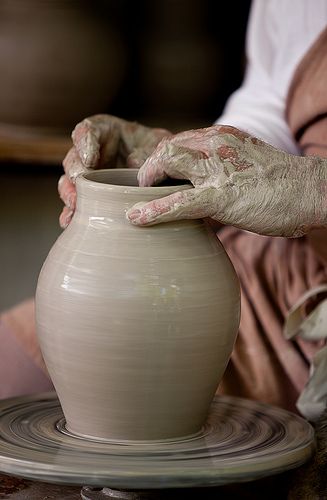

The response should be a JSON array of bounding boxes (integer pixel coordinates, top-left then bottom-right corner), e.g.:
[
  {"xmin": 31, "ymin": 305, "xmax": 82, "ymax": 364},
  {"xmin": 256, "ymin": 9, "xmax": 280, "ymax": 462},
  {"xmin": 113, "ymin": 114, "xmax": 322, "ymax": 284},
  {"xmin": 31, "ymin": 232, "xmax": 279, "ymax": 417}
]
[
  {"xmin": 129, "ymin": 125, "xmax": 327, "ymax": 238},
  {"xmin": 36, "ymin": 169, "xmax": 240, "ymax": 441}
]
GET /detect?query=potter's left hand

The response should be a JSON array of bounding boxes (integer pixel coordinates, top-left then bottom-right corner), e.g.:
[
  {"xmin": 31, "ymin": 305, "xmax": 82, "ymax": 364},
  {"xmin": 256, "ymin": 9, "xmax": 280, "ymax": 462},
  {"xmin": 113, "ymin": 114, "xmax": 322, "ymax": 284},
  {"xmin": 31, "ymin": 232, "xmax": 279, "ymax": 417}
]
[
  {"xmin": 126, "ymin": 125, "xmax": 327, "ymax": 237},
  {"xmin": 58, "ymin": 114, "xmax": 171, "ymax": 228}
]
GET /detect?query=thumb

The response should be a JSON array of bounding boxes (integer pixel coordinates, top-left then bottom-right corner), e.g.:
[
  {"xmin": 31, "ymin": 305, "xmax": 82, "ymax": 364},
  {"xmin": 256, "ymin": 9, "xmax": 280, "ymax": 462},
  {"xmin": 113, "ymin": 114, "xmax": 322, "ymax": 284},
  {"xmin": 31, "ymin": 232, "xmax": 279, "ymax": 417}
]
[{"xmin": 126, "ymin": 187, "xmax": 216, "ymax": 226}]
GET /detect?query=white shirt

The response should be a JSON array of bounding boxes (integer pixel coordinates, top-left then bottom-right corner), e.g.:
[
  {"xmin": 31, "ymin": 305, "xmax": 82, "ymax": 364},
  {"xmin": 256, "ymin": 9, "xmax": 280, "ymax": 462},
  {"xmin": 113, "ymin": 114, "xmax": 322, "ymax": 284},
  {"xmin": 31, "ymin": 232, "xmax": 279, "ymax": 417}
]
[{"xmin": 217, "ymin": 0, "xmax": 327, "ymax": 154}]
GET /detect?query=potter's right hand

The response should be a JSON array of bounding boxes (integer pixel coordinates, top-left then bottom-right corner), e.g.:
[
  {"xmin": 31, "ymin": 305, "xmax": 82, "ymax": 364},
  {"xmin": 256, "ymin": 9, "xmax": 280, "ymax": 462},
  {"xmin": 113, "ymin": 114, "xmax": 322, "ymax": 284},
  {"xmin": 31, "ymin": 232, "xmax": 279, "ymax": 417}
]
[{"xmin": 58, "ymin": 114, "xmax": 171, "ymax": 228}]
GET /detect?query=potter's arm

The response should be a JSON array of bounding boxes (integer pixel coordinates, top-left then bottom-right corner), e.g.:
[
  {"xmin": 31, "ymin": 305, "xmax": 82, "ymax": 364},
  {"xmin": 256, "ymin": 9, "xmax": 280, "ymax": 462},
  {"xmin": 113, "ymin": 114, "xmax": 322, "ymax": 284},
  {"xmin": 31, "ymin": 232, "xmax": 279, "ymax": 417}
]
[
  {"xmin": 59, "ymin": 1, "xmax": 326, "ymax": 231},
  {"xmin": 127, "ymin": 125, "xmax": 327, "ymax": 238},
  {"xmin": 215, "ymin": 0, "xmax": 325, "ymax": 155},
  {"xmin": 58, "ymin": 115, "xmax": 170, "ymax": 228},
  {"xmin": 215, "ymin": 0, "xmax": 297, "ymax": 154}
]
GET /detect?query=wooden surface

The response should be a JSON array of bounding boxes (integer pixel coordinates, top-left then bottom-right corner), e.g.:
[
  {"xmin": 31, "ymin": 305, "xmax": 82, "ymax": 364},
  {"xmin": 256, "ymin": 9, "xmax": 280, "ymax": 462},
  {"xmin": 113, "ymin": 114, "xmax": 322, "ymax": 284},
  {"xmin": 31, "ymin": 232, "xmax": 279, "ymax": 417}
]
[{"xmin": 0, "ymin": 130, "xmax": 71, "ymax": 165}]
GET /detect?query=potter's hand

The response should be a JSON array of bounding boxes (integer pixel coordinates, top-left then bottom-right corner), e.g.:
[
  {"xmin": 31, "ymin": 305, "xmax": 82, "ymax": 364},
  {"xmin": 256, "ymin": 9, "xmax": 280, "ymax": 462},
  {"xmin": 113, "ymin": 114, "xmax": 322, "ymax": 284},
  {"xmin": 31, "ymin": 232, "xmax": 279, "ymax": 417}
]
[
  {"xmin": 58, "ymin": 114, "xmax": 171, "ymax": 228},
  {"xmin": 126, "ymin": 125, "xmax": 327, "ymax": 237}
]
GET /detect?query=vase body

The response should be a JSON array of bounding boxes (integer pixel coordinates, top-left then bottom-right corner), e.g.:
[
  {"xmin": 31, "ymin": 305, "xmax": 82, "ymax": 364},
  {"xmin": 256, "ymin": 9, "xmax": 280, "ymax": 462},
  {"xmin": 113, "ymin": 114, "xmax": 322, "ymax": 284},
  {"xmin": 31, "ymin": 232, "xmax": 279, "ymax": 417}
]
[{"xmin": 36, "ymin": 169, "xmax": 240, "ymax": 441}]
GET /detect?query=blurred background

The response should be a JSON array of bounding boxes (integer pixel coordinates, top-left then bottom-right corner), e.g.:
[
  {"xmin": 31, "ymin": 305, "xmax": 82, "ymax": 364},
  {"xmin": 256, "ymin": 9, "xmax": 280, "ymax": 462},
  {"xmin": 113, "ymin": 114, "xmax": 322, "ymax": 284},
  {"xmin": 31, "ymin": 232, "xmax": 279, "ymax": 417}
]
[{"xmin": 0, "ymin": 0, "xmax": 251, "ymax": 310}]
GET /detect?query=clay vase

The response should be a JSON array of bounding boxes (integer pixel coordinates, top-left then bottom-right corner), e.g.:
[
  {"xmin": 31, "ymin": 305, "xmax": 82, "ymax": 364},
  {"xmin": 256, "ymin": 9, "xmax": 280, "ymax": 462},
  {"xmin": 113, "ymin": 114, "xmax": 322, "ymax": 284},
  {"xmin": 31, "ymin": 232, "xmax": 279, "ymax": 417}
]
[{"xmin": 35, "ymin": 169, "xmax": 240, "ymax": 441}]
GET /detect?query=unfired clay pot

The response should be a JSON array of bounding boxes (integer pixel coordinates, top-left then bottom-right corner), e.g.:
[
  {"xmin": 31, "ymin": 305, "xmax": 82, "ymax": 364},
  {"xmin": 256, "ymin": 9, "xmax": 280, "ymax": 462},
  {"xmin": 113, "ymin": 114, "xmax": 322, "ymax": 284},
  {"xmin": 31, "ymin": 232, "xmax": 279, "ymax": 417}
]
[{"xmin": 36, "ymin": 169, "xmax": 240, "ymax": 441}]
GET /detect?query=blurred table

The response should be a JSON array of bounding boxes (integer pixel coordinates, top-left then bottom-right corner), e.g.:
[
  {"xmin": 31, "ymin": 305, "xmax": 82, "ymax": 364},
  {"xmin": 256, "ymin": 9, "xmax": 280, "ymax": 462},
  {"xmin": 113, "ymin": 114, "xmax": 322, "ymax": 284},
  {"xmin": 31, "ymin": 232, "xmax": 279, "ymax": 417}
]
[{"xmin": 0, "ymin": 128, "xmax": 70, "ymax": 165}]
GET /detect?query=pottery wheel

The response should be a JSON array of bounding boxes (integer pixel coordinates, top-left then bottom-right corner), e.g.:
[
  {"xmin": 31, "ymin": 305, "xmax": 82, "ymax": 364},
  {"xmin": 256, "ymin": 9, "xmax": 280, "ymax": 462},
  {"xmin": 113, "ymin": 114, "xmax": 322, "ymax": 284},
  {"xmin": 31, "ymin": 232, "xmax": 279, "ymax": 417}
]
[{"xmin": 0, "ymin": 392, "xmax": 314, "ymax": 489}]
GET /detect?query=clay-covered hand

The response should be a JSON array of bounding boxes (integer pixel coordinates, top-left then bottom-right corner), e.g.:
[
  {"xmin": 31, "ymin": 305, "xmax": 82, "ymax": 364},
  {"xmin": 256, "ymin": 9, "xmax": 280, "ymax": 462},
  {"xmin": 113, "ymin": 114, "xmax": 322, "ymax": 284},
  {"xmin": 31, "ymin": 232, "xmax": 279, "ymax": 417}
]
[
  {"xmin": 58, "ymin": 114, "xmax": 171, "ymax": 228},
  {"xmin": 127, "ymin": 125, "xmax": 327, "ymax": 237}
]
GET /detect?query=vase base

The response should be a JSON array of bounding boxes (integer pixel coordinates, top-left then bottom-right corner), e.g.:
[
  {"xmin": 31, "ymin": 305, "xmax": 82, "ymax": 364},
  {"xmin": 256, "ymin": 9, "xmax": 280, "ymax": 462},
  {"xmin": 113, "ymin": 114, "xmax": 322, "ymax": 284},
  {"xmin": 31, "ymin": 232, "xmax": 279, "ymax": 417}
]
[
  {"xmin": 0, "ymin": 392, "xmax": 315, "ymax": 489},
  {"xmin": 62, "ymin": 420, "xmax": 204, "ymax": 445}
]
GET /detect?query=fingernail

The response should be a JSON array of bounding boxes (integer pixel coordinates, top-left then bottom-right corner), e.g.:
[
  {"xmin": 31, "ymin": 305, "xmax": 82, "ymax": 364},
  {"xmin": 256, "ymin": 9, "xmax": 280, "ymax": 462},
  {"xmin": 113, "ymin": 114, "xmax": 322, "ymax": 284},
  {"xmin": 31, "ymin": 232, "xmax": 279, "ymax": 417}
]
[
  {"xmin": 58, "ymin": 175, "xmax": 65, "ymax": 188},
  {"xmin": 64, "ymin": 210, "xmax": 74, "ymax": 227},
  {"xmin": 67, "ymin": 194, "xmax": 72, "ymax": 209},
  {"xmin": 127, "ymin": 209, "xmax": 141, "ymax": 221},
  {"xmin": 137, "ymin": 170, "xmax": 147, "ymax": 187},
  {"xmin": 67, "ymin": 193, "xmax": 76, "ymax": 209},
  {"xmin": 59, "ymin": 217, "xmax": 68, "ymax": 229}
]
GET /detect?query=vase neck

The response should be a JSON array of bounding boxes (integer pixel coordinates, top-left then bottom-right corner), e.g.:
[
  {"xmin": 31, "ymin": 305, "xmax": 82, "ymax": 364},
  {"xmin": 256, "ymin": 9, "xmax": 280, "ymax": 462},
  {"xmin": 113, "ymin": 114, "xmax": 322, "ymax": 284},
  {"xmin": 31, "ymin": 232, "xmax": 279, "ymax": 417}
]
[{"xmin": 75, "ymin": 169, "xmax": 192, "ymax": 223}]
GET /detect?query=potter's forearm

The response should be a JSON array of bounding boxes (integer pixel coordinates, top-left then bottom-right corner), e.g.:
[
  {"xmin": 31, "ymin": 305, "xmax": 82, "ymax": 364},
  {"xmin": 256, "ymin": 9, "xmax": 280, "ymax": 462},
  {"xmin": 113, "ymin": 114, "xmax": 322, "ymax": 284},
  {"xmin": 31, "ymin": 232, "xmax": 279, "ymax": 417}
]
[
  {"xmin": 212, "ymin": 152, "xmax": 327, "ymax": 238},
  {"xmin": 302, "ymin": 156, "xmax": 327, "ymax": 233},
  {"xmin": 206, "ymin": 150, "xmax": 327, "ymax": 237}
]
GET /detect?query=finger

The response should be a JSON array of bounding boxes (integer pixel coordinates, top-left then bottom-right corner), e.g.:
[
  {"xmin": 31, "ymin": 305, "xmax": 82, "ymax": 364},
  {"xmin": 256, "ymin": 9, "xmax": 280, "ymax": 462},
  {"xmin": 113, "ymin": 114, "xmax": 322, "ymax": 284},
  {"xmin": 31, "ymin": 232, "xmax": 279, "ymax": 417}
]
[
  {"xmin": 72, "ymin": 115, "xmax": 120, "ymax": 168},
  {"xmin": 58, "ymin": 175, "xmax": 76, "ymax": 210},
  {"xmin": 137, "ymin": 141, "xmax": 209, "ymax": 187},
  {"xmin": 62, "ymin": 146, "xmax": 86, "ymax": 182},
  {"xmin": 98, "ymin": 126, "xmax": 121, "ymax": 167},
  {"xmin": 72, "ymin": 118, "xmax": 101, "ymax": 168},
  {"xmin": 137, "ymin": 156, "xmax": 169, "ymax": 186},
  {"xmin": 126, "ymin": 187, "xmax": 216, "ymax": 226},
  {"xmin": 59, "ymin": 206, "xmax": 74, "ymax": 229},
  {"xmin": 126, "ymin": 129, "xmax": 172, "ymax": 169},
  {"xmin": 126, "ymin": 148, "xmax": 151, "ymax": 169},
  {"xmin": 120, "ymin": 124, "xmax": 169, "ymax": 154}
]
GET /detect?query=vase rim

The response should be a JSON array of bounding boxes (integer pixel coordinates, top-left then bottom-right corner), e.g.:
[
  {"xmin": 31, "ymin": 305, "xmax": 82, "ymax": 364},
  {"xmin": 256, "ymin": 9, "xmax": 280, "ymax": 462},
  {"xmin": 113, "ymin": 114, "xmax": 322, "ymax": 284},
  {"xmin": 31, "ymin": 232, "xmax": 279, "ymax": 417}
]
[{"xmin": 78, "ymin": 169, "xmax": 192, "ymax": 195}]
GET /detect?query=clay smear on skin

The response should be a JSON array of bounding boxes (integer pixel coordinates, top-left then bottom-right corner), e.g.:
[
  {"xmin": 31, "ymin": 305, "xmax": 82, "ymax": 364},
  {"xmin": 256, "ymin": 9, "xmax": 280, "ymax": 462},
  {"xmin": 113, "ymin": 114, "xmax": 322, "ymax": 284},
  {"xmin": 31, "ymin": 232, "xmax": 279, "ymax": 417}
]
[
  {"xmin": 215, "ymin": 126, "xmax": 260, "ymax": 173},
  {"xmin": 217, "ymin": 145, "xmax": 254, "ymax": 171},
  {"xmin": 132, "ymin": 192, "xmax": 191, "ymax": 224},
  {"xmin": 133, "ymin": 125, "xmax": 327, "ymax": 238}
]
